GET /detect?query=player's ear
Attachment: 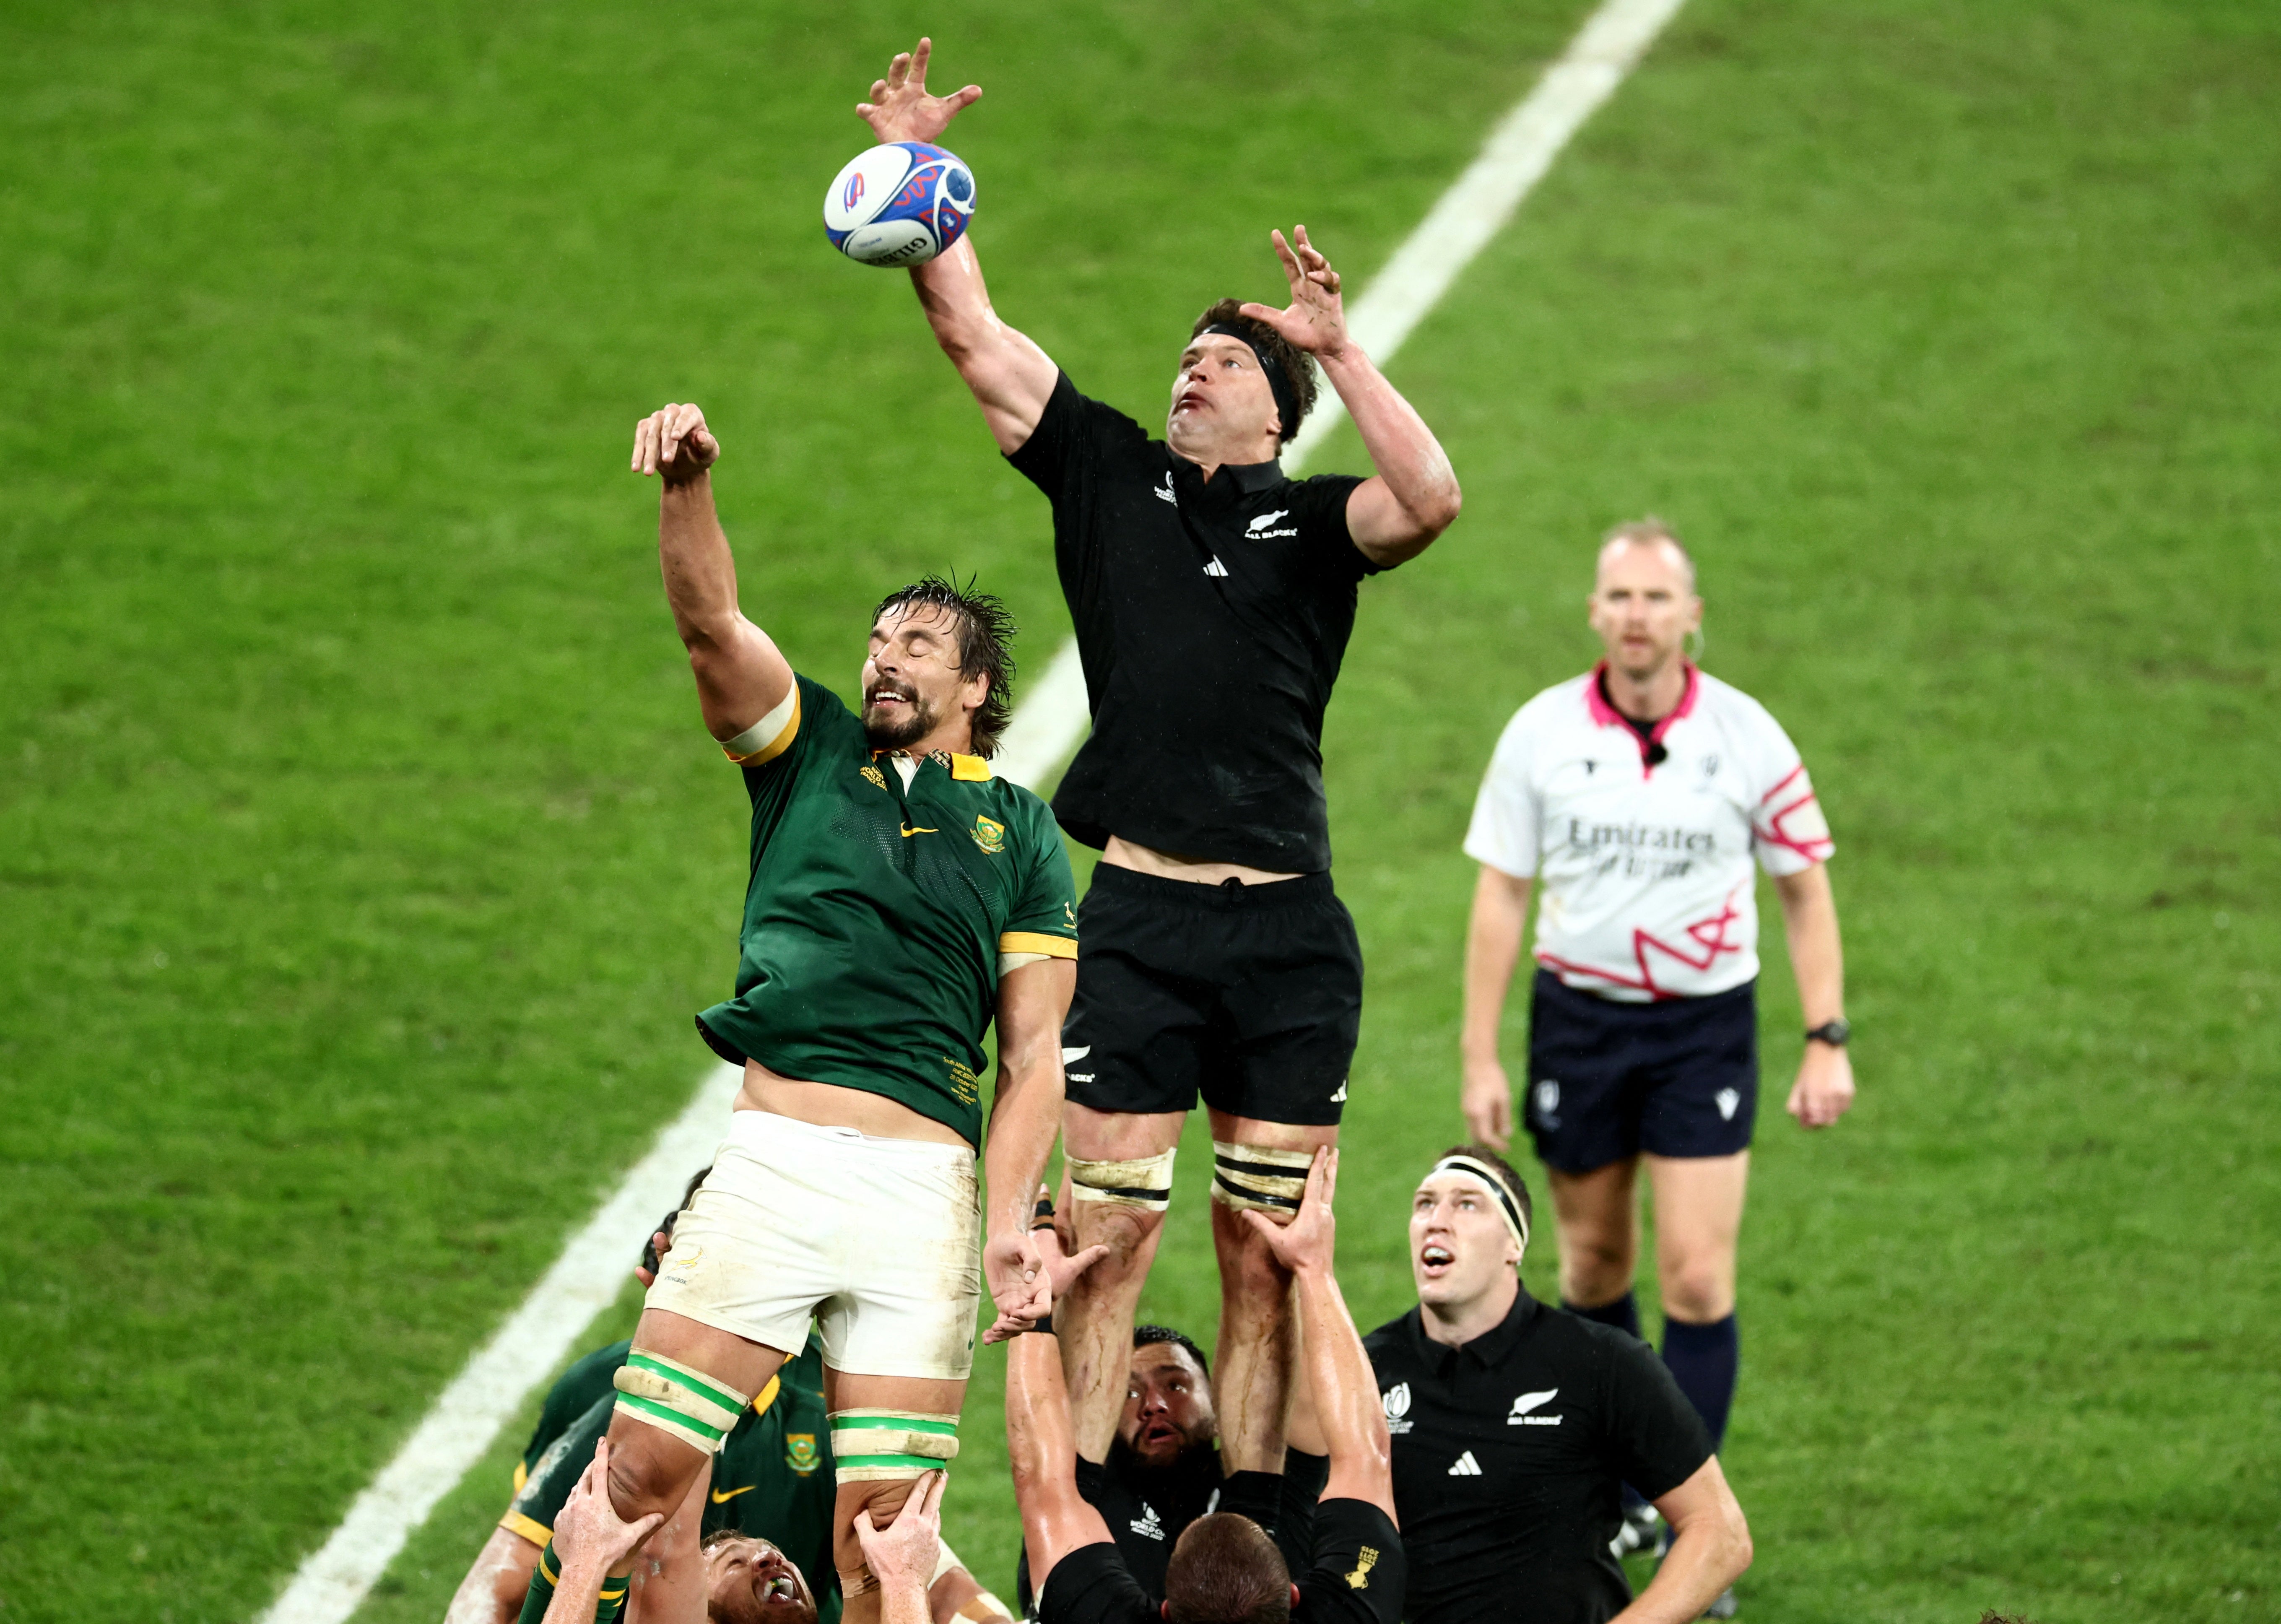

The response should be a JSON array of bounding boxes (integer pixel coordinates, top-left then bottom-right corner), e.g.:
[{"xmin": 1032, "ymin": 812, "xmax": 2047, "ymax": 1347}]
[
  {"xmin": 1290, "ymin": 1582, "xmax": 1302, "ymax": 1608},
  {"xmin": 1159, "ymin": 1604, "xmax": 1170, "ymax": 1622}
]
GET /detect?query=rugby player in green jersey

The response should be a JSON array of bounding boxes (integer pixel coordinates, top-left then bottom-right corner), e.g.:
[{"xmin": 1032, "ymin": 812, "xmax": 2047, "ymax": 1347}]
[
  {"xmin": 501, "ymin": 401, "xmax": 1094, "ymax": 1624},
  {"xmin": 452, "ymin": 1193, "xmax": 1012, "ymax": 1624}
]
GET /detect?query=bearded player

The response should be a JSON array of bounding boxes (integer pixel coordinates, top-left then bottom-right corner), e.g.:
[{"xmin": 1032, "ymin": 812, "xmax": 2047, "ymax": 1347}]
[
  {"xmin": 861, "ymin": 39, "xmax": 1464, "ymax": 1495},
  {"xmin": 508, "ymin": 401, "xmax": 1088, "ymax": 1624}
]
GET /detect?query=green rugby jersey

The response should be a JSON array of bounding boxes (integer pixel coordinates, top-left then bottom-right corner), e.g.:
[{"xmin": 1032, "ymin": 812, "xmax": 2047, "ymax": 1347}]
[
  {"xmin": 504, "ymin": 1332, "xmax": 842, "ymax": 1624},
  {"xmin": 696, "ymin": 673, "xmax": 1078, "ymax": 1146}
]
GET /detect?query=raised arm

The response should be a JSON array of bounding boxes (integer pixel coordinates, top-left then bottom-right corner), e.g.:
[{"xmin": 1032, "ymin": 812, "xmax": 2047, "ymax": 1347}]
[
  {"xmin": 1005, "ymin": 1297, "xmax": 1116, "ymax": 1591},
  {"xmin": 857, "ymin": 40, "xmax": 1059, "ymax": 453},
  {"xmin": 978, "ymin": 958, "xmax": 1077, "ymax": 1340},
  {"xmin": 1241, "ymin": 1151, "xmax": 1396, "ymax": 1518},
  {"xmin": 1774, "ymin": 864, "xmax": 1854, "ymax": 1129},
  {"xmin": 1238, "ymin": 226, "xmax": 1462, "ymax": 568},
  {"xmin": 1460, "ymin": 863, "xmax": 1533, "ymax": 1150},
  {"xmin": 630, "ymin": 404, "xmax": 793, "ymax": 744}
]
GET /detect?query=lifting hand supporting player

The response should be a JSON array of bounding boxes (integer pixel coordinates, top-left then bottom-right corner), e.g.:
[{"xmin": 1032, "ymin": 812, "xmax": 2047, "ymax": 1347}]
[{"xmin": 868, "ymin": 33, "xmax": 1462, "ymax": 1499}]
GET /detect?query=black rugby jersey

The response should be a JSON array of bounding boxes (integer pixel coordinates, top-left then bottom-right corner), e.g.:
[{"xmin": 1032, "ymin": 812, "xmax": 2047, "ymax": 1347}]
[
  {"xmin": 1006, "ymin": 371, "xmax": 1376, "ymax": 873},
  {"xmin": 1037, "ymin": 1497, "xmax": 1403, "ymax": 1624},
  {"xmin": 1362, "ymin": 1292, "xmax": 1712, "ymax": 1624}
]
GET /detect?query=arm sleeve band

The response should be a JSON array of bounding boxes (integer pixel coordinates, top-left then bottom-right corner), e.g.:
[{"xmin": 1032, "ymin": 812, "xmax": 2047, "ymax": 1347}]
[{"xmin": 718, "ymin": 684, "xmax": 800, "ymax": 765}]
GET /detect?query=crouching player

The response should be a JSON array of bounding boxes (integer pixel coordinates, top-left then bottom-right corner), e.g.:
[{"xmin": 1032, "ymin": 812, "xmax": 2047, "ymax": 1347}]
[
  {"xmin": 512, "ymin": 402, "xmax": 1084, "ymax": 1624},
  {"xmin": 1011, "ymin": 1151, "xmax": 1404, "ymax": 1624}
]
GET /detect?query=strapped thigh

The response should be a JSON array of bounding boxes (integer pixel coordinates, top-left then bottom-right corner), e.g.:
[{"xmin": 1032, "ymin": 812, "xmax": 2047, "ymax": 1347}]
[
  {"xmin": 1066, "ymin": 1146, "xmax": 1177, "ymax": 1212},
  {"xmin": 611, "ymin": 1350, "xmax": 752, "ymax": 1455},
  {"xmin": 830, "ymin": 1409, "xmax": 961, "ymax": 1484},
  {"xmin": 1209, "ymin": 1141, "xmax": 1315, "ymax": 1214}
]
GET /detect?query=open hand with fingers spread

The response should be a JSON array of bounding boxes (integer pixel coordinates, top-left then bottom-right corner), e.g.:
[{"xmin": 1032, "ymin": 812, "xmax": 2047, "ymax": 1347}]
[
  {"xmin": 857, "ymin": 38, "xmax": 982, "ymax": 146},
  {"xmin": 852, "ymin": 1470, "xmax": 947, "ymax": 1601},
  {"xmin": 631, "ymin": 403, "xmax": 718, "ymax": 485},
  {"xmin": 1239, "ymin": 225, "xmax": 1350, "ymax": 361},
  {"xmin": 554, "ymin": 1438, "xmax": 666, "ymax": 1575}
]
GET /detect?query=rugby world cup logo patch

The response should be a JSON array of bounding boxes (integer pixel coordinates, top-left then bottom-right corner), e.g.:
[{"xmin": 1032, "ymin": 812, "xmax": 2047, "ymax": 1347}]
[
  {"xmin": 972, "ymin": 813, "xmax": 1006, "ymax": 854},
  {"xmin": 1381, "ymin": 1382, "xmax": 1413, "ymax": 1434},
  {"xmin": 1534, "ymin": 1079, "xmax": 1561, "ymax": 1129}
]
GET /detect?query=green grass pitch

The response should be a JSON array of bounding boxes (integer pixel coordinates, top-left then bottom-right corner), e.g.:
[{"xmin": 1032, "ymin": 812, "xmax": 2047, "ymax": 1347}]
[{"xmin": 3, "ymin": 1, "xmax": 2277, "ymax": 1621}]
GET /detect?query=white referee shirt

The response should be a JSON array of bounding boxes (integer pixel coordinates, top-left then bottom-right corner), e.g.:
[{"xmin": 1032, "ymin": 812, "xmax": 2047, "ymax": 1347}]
[{"xmin": 1464, "ymin": 664, "xmax": 1833, "ymax": 1002}]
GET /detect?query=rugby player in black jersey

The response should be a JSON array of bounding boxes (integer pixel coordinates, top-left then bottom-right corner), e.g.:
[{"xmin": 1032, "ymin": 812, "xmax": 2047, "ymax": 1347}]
[
  {"xmin": 1012, "ymin": 1151, "xmax": 1404, "ymax": 1624},
  {"xmin": 863, "ymin": 38, "xmax": 1463, "ymax": 1497},
  {"xmin": 1362, "ymin": 1148, "xmax": 1751, "ymax": 1624}
]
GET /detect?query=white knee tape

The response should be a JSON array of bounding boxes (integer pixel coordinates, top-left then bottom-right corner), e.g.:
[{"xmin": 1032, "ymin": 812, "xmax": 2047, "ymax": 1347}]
[
  {"xmin": 611, "ymin": 1351, "xmax": 751, "ymax": 1455},
  {"xmin": 1067, "ymin": 1147, "xmax": 1177, "ymax": 1212},
  {"xmin": 830, "ymin": 1409, "xmax": 960, "ymax": 1483},
  {"xmin": 1210, "ymin": 1141, "xmax": 1314, "ymax": 1214}
]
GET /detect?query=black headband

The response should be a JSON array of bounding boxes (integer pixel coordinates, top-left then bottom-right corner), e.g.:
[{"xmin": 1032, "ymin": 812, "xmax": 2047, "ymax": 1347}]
[
  {"xmin": 1202, "ymin": 324, "xmax": 1299, "ymax": 443},
  {"xmin": 1429, "ymin": 1156, "xmax": 1530, "ymax": 1257}
]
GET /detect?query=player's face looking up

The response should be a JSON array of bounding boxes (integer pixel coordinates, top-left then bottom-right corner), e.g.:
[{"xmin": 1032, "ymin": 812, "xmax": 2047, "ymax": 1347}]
[
  {"xmin": 1118, "ymin": 1340, "xmax": 1217, "ymax": 1467},
  {"xmin": 1411, "ymin": 1172, "xmax": 1522, "ymax": 1312},
  {"xmin": 702, "ymin": 1533, "xmax": 818, "ymax": 1624},
  {"xmin": 1166, "ymin": 334, "xmax": 1281, "ymax": 465},
  {"xmin": 1587, "ymin": 536, "xmax": 1702, "ymax": 685},
  {"xmin": 861, "ymin": 603, "xmax": 986, "ymax": 752}
]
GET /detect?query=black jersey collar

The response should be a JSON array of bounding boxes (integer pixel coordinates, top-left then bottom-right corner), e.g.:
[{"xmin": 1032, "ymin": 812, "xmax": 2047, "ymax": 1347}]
[
  {"xmin": 1407, "ymin": 1287, "xmax": 1543, "ymax": 1376},
  {"xmin": 1172, "ymin": 451, "xmax": 1285, "ymax": 496}
]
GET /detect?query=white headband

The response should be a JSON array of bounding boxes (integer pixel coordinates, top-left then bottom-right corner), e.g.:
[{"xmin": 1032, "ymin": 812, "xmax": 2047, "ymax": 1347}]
[{"xmin": 1428, "ymin": 1156, "xmax": 1530, "ymax": 1258}]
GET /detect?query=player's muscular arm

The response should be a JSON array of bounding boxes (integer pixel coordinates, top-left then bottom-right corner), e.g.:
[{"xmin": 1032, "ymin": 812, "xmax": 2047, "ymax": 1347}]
[
  {"xmin": 1238, "ymin": 226, "xmax": 1462, "ymax": 566},
  {"xmin": 1004, "ymin": 1299, "xmax": 1117, "ymax": 1590},
  {"xmin": 631, "ymin": 404, "xmax": 794, "ymax": 741},
  {"xmin": 1774, "ymin": 864, "xmax": 1855, "ymax": 1130},
  {"xmin": 1242, "ymin": 1151, "xmax": 1396, "ymax": 1518},
  {"xmin": 1625, "ymin": 1457, "xmax": 1751, "ymax": 1624},
  {"xmin": 859, "ymin": 39, "xmax": 1058, "ymax": 453},
  {"xmin": 1460, "ymin": 864, "xmax": 1533, "ymax": 1151},
  {"xmin": 978, "ymin": 959, "xmax": 1078, "ymax": 1340}
]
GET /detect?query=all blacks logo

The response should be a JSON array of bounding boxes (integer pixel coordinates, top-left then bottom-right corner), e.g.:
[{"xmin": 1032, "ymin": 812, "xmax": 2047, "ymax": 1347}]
[{"xmin": 1381, "ymin": 1382, "xmax": 1413, "ymax": 1434}]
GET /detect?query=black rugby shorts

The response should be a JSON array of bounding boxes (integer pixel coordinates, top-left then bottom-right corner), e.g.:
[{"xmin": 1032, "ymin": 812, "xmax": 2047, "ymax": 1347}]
[
  {"xmin": 1062, "ymin": 865, "xmax": 1362, "ymax": 1126},
  {"xmin": 1524, "ymin": 970, "xmax": 1759, "ymax": 1172}
]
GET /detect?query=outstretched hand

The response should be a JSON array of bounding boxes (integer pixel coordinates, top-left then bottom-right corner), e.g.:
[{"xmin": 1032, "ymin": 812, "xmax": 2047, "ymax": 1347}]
[
  {"xmin": 979, "ymin": 1195, "xmax": 1108, "ymax": 1343},
  {"xmin": 631, "ymin": 403, "xmax": 718, "ymax": 484},
  {"xmin": 858, "ymin": 38, "xmax": 982, "ymax": 146},
  {"xmin": 554, "ymin": 1438, "xmax": 665, "ymax": 1572},
  {"xmin": 852, "ymin": 1470, "xmax": 946, "ymax": 1597},
  {"xmin": 1241, "ymin": 1148, "xmax": 1339, "ymax": 1274},
  {"xmin": 1238, "ymin": 226, "xmax": 1350, "ymax": 360}
]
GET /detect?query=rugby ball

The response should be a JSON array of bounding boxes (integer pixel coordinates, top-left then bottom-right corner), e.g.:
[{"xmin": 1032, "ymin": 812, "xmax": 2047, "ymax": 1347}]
[{"xmin": 823, "ymin": 142, "xmax": 976, "ymax": 267}]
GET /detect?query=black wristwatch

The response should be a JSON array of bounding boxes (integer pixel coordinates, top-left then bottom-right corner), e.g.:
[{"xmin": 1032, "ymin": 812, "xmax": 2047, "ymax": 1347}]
[{"xmin": 1805, "ymin": 1018, "xmax": 1851, "ymax": 1047}]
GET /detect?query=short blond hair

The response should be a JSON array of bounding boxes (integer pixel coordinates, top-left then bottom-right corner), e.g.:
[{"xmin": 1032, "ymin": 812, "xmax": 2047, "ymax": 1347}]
[{"xmin": 1597, "ymin": 517, "xmax": 1697, "ymax": 593}]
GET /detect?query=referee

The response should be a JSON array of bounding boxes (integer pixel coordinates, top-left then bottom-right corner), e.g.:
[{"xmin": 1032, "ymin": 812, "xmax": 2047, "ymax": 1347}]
[
  {"xmin": 1458, "ymin": 521, "xmax": 1853, "ymax": 1593},
  {"xmin": 1364, "ymin": 1147, "xmax": 1750, "ymax": 1624},
  {"xmin": 866, "ymin": 39, "xmax": 1463, "ymax": 1484}
]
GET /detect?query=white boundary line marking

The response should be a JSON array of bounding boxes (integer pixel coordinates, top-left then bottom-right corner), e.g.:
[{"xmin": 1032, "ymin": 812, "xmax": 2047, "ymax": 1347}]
[
  {"xmin": 998, "ymin": 0, "xmax": 1690, "ymax": 791},
  {"xmin": 258, "ymin": 1064, "xmax": 743, "ymax": 1624},
  {"xmin": 259, "ymin": 2, "xmax": 1688, "ymax": 1614}
]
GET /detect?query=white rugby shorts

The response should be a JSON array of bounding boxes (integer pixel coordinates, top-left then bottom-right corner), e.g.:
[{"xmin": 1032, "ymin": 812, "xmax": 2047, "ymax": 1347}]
[{"xmin": 645, "ymin": 1109, "xmax": 981, "ymax": 1382}]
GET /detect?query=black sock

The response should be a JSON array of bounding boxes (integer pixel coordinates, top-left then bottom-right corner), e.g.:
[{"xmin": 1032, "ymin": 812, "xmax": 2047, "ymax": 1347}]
[
  {"xmin": 1661, "ymin": 1313, "xmax": 1739, "ymax": 1450},
  {"xmin": 1561, "ymin": 1289, "xmax": 1642, "ymax": 1341}
]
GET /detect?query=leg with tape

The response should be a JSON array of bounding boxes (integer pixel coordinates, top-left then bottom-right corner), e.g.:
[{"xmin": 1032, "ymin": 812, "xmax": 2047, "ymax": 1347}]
[
  {"xmin": 1057, "ymin": 1121, "xmax": 1184, "ymax": 1460},
  {"xmin": 830, "ymin": 1410, "xmax": 961, "ymax": 1609},
  {"xmin": 1209, "ymin": 1137, "xmax": 1332, "ymax": 1473}
]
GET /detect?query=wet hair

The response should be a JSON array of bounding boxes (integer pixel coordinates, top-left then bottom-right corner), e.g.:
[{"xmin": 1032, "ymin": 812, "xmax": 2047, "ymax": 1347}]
[
  {"xmin": 1191, "ymin": 298, "xmax": 1319, "ymax": 444},
  {"xmin": 1598, "ymin": 516, "xmax": 1698, "ymax": 593},
  {"xmin": 1164, "ymin": 1514, "xmax": 1292, "ymax": 1624},
  {"xmin": 870, "ymin": 574, "xmax": 1018, "ymax": 758},
  {"xmin": 1133, "ymin": 1324, "xmax": 1210, "ymax": 1377},
  {"xmin": 1433, "ymin": 1143, "xmax": 1534, "ymax": 1238}
]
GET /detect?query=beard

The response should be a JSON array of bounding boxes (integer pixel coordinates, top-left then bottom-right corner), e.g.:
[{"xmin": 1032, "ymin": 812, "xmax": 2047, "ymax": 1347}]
[
  {"xmin": 1107, "ymin": 1428, "xmax": 1224, "ymax": 1521},
  {"xmin": 862, "ymin": 681, "xmax": 939, "ymax": 751}
]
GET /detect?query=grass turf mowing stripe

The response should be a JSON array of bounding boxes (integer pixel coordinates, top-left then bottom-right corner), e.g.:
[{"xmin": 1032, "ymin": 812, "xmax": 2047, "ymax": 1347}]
[
  {"xmin": 256, "ymin": 1062, "xmax": 740, "ymax": 1624},
  {"xmin": 987, "ymin": 0, "xmax": 1690, "ymax": 793},
  {"xmin": 256, "ymin": 4, "xmax": 1676, "ymax": 1610}
]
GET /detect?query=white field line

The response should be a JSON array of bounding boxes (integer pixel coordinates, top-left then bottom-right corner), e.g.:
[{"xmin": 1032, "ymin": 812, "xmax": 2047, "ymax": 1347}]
[
  {"xmin": 997, "ymin": 0, "xmax": 1691, "ymax": 792},
  {"xmin": 257, "ymin": 1063, "xmax": 743, "ymax": 1624},
  {"xmin": 260, "ymin": 2, "xmax": 1686, "ymax": 1615}
]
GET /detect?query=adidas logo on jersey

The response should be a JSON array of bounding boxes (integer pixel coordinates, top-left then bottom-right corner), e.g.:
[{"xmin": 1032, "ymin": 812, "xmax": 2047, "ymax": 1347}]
[
  {"xmin": 1448, "ymin": 1450, "xmax": 1483, "ymax": 1476},
  {"xmin": 1203, "ymin": 556, "xmax": 1229, "ymax": 577}
]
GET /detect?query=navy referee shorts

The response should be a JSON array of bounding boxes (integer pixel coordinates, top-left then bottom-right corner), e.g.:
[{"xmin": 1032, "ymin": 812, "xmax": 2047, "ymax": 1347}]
[{"xmin": 1524, "ymin": 970, "xmax": 1759, "ymax": 1172}]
